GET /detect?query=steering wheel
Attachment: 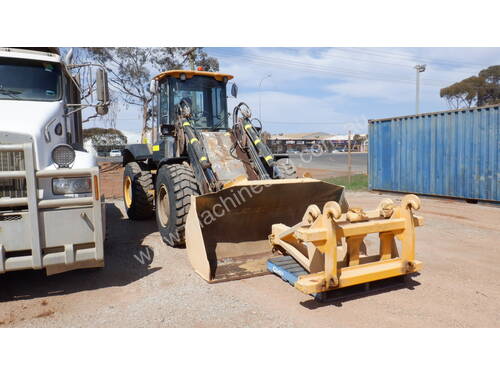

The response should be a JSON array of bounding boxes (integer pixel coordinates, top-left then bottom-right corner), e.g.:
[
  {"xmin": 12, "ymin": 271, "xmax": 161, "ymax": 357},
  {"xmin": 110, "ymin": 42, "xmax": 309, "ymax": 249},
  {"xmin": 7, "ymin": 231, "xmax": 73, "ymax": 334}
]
[{"xmin": 192, "ymin": 110, "xmax": 209, "ymax": 122}]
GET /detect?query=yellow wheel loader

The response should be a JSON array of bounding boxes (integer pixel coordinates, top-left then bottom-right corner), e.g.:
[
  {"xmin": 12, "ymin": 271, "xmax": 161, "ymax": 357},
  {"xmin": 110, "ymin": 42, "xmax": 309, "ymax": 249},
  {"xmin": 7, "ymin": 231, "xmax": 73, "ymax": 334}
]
[
  {"xmin": 121, "ymin": 69, "xmax": 347, "ymax": 281},
  {"xmin": 122, "ymin": 69, "xmax": 422, "ymax": 291}
]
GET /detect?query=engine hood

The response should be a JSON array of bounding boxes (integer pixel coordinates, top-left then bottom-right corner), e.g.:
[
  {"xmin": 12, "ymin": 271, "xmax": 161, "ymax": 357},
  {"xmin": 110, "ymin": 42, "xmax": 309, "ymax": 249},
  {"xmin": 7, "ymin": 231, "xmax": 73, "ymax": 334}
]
[
  {"xmin": 0, "ymin": 100, "xmax": 66, "ymax": 169},
  {"xmin": 0, "ymin": 100, "xmax": 62, "ymax": 136}
]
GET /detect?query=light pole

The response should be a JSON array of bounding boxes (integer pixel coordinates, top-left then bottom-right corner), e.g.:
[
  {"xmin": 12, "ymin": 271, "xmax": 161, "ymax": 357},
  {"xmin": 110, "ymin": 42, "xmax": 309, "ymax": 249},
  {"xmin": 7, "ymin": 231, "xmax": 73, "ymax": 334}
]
[
  {"xmin": 258, "ymin": 74, "xmax": 272, "ymax": 120},
  {"xmin": 414, "ymin": 64, "xmax": 426, "ymax": 114}
]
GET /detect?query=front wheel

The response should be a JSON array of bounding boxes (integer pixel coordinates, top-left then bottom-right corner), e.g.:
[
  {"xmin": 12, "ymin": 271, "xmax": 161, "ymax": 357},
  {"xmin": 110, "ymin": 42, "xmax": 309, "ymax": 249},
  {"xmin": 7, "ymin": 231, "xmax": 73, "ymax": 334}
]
[
  {"xmin": 123, "ymin": 162, "xmax": 154, "ymax": 220},
  {"xmin": 155, "ymin": 164, "xmax": 199, "ymax": 247}
]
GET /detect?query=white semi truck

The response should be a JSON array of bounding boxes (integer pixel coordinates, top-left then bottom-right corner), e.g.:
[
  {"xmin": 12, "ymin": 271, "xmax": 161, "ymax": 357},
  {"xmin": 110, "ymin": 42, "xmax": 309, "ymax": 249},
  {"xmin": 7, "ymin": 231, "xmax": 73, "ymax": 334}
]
[{"xmin": 0, "ymin": 47, "xmax": 109, "ymax": 275}]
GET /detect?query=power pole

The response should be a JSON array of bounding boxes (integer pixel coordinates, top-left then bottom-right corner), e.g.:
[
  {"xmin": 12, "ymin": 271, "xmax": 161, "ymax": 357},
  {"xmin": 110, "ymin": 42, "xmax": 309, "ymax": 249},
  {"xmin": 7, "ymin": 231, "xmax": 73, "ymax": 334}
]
[{"xmin": 414, "ymin": 64, "xmax": 426, "ymax": 114}]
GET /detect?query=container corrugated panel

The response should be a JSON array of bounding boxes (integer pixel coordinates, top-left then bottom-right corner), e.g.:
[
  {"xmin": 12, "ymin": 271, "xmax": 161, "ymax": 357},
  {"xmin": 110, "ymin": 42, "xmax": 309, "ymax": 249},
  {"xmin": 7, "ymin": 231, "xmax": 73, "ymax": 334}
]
[{"xmin": 368, "ymin": 104, "xmax": 499, "ymax": 202}]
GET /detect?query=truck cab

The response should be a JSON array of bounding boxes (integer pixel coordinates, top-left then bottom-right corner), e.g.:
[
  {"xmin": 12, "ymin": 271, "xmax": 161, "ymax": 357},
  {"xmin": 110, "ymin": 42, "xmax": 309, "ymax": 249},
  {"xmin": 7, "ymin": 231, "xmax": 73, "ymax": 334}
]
[{"xmin": 0, "ymin": 47, "xmax": 109, "ymax": 275}]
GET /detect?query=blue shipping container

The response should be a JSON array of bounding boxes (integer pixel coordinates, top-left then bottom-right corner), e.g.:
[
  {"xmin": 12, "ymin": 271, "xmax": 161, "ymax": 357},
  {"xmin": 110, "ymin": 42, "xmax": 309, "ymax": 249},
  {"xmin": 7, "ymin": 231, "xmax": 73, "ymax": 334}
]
[{"xmin": 368, "ymin": 104, "xmax": 499, "ymax": 202}]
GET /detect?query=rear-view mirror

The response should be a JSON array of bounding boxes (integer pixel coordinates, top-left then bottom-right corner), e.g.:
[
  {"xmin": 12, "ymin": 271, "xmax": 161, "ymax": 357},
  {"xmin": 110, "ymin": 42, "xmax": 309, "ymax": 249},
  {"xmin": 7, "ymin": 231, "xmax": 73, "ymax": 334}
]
[
  {"xmin": 231, "ymin": 83, "xmax": 238, "ymax": 98},
  {"xmin": 96, "ymin": 68, "xmax": 109, "ymax": 115},
  {"xmin": 149, "ymin": 79, "xmax": 159, "ymax": 94}
]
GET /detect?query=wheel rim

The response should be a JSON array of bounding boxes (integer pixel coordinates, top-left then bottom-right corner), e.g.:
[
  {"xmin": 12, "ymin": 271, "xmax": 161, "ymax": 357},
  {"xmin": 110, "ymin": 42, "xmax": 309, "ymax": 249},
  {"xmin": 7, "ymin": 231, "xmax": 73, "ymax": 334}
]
[
  {"xmin": 158, "ymin": 184, "xmax": 170, "ymax": 227},
  {"xmin": 124, "ymin": 176, "xmax": 132, "ymax": 208}
]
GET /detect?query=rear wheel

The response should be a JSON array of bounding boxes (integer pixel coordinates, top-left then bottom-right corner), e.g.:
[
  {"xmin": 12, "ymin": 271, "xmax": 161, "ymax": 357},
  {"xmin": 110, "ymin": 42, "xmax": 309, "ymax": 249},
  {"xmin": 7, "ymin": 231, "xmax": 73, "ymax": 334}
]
[
  {"xmin": 155, "ymin": 164, "xmax": 199, "ymax": 247},
  {"xmin": 123, "ymin": 162, "xmax": 154, "ymax": 220},
  {"xmin": 276, "ymin": 158, "xmax": 297, "ymax": 178}
]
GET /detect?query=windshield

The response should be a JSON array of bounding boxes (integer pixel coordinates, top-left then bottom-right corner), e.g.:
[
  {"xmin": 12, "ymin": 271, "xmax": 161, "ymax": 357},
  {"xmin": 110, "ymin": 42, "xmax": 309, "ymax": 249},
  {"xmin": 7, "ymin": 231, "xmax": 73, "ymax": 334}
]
[
  {"xmin": 168, "ymin": 76, "xmax": 228, "ymax": 129},
  {"xmin": 0, "ymin": 57, "xmax": 62, "ymax": 102}
]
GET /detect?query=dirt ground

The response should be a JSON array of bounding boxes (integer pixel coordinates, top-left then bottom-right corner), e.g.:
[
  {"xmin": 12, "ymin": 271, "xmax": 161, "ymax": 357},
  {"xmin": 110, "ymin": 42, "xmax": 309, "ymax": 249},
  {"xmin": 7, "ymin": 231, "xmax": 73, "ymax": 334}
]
[
  {"xmin": 97, "ymin": 160, "xmax": 364, "ymax": 200},
  {"xmin": 1, "ymin": 189, "xmax": 499, "ymax": 327}
]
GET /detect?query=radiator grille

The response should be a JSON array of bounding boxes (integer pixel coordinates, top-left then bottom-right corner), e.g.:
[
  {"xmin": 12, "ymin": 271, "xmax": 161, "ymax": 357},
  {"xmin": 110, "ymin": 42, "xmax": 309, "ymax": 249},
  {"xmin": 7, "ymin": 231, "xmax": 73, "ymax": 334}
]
[{"xmin": 0, "ymin": 150, "xmax": 26, "ymax": 198}]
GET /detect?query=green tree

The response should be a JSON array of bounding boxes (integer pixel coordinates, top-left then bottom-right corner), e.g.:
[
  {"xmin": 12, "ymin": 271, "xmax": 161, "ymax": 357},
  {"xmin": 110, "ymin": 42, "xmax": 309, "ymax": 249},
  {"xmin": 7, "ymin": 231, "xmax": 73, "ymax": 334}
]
[
  {"xmin": 82, "ymin": 48, "xmax": 219, "ymax": 140},
  {"xmin": 478, "ymin": 65, "xmax": 500, "ymax": 106},
  {"xmin": 440, "ymin": 65, "xmax": 500, "ymax": 109}
]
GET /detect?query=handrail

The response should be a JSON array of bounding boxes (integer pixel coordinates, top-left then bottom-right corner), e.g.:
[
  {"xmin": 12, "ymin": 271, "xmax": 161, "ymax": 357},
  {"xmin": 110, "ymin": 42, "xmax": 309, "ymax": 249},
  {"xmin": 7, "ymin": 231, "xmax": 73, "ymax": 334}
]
[
  {"xmin": 0, "ymin": 171, "xmax": 26, "ymax": 179},
  {"xmin": 0, "ymin": 197, "xmax": 28, "ymax": 207},
  {"xmin": 0, "ymin": 144, "xmax": 24, "ymax": 152}
]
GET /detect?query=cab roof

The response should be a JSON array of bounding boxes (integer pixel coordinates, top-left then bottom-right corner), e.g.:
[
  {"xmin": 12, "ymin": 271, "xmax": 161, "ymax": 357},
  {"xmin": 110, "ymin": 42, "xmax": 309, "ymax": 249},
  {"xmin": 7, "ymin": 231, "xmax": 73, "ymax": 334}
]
[{"xmin": 153, "ymin": 70, "xmax": 234, "ymax": 82}]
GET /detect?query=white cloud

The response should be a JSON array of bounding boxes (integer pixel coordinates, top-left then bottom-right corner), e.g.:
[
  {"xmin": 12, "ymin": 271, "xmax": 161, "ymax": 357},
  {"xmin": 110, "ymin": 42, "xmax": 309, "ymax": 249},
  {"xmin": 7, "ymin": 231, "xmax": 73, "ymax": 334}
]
[
  {"xmin": 229, "ymin": 90, "xmax": 368, "ymax": 135},
  {"xmin": 217, "ymin": 47, "xmax": 500, "ymax": 106},
  {"xmin": 94, "ymin": 47, "xmax": 500, "ymax": 138}
]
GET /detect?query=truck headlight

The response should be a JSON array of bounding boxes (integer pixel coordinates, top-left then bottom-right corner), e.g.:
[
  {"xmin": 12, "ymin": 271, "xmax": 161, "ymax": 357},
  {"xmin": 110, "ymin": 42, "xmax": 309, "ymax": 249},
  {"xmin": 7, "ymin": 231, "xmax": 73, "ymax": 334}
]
[
  {"xmin": 52, "ymin": 177, "xmax": 91, "ymax": 195},
  {"xmin": 52, "ymin": 144, "xmax": 75, "ymax": 168}
]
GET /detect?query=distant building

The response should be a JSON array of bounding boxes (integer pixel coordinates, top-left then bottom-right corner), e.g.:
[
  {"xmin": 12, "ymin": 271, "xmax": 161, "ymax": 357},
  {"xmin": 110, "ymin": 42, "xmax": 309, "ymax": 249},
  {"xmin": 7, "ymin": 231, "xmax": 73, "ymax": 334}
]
[{"xmin": 267, "ymin": 132, "xmax": 367, "ymax": 153}]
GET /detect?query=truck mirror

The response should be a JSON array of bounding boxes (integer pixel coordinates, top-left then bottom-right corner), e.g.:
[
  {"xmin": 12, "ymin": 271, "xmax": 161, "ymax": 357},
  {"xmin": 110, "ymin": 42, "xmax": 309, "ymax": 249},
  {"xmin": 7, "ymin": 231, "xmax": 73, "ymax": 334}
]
[
  {"xmin": 231, "ymin": 83, "xmax": 238, "ymax": 98},
  {"xmin": 149, "ymin": 79, "xmax": 159, "ymax": 94},
  {"xmin": 96, "ymin": 68, "xmax": 109, "ymax": 115}
]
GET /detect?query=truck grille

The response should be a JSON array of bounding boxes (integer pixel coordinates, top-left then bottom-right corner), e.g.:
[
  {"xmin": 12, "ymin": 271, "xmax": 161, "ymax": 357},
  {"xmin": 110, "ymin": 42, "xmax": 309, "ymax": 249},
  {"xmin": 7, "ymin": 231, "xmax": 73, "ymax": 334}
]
[{"xmin": 0, "ymin": 150, "xmax": 27, "ymax": 198}]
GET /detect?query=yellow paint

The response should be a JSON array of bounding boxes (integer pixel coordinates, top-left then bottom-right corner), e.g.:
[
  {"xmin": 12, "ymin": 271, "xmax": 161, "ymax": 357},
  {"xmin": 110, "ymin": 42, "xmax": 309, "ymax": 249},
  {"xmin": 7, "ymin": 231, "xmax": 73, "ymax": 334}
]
[
  {"xmin": 152, "ymin": 145, "xmax": 160, "ymax": 151},
  {"xmin": 183, "ymin": 122, "xmax": 190, "ymax": 126},
  {"xmin": 264, "ymin": 155, "xmax": 273, "ymax": 161},
  {"xmin": 253, "ymin": 139, "xmax": 261, "ymax": 145},
  {"xmin": 223, "ymin": 175, "xmax": 248, "ymax": 189},
  {"xmin": 270, "ymin": 194, "xmax": 424, "ymax": 294},
  {"xmin": 153, "ymin": 70, "xmax": 234, "ymax": 82},
  {"xmin": 190, "ymin": 138, "xmax": 199, "ymax": 144},
  {"xmin": 244, "ymin": 124, "xmax": 252, "ymax": 130},
  {"xmin": 295, "ymin": 259, "xmax": 423, "ymax": 294},
  {"xmin": 123, "ymin": 176, "xmax": 132, "ymax": 207},
  {"xmin": 93, "ymin": 175, "xmax": 99, "ymax": 201},
  {"xmin": 199, "ymin": 156, "xmax": 207, "ymax": 162}
]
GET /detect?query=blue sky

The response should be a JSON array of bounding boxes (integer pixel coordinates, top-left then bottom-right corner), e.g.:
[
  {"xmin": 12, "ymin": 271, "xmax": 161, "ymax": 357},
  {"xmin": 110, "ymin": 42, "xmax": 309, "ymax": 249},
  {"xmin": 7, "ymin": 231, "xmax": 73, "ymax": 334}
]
[{"xmin": 87, "ymin": 47, "xmax": 500, "ymax": 142}]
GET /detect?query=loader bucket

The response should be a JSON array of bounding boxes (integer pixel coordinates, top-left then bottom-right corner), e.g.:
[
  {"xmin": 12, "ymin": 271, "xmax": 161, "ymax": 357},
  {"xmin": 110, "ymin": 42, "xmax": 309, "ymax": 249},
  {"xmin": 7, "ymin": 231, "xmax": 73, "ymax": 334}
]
[{"xmin": 186, "ymin": 178, "xmax": 347, "ymax": 283}]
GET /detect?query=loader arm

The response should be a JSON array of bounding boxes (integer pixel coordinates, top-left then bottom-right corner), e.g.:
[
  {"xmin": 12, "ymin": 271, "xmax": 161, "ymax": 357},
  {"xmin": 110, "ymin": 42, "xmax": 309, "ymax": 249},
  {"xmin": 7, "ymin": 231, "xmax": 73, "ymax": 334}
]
[
  {"xmin": 180, "ymin": 118, "xmax": 220, "ymax": 193},
  {"xmin": 231, "ymin": 102, "xmax": 279, "ymax": 180}
]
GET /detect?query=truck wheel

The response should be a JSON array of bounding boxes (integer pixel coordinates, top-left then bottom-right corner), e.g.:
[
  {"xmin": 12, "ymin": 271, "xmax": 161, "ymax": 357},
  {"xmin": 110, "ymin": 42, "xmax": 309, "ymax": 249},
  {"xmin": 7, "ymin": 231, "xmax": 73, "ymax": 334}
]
[
  {"xmin": 155, "ymin": 164, "xmax": 199, "ymax": 247},
  {"xmin": 123, "ymin": 162, "xmax": 154, "ymax": 220},
  {"xmin": 276, "ymin": 158, "xmax": 297, "ymax": 179}
]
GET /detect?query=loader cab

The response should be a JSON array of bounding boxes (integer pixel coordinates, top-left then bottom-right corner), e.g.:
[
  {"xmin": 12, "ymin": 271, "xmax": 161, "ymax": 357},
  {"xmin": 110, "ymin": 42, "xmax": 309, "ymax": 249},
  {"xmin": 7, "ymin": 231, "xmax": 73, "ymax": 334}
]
[{"xmin": 154, "ymin": 70, "xmax": 234, "ymax": 132}]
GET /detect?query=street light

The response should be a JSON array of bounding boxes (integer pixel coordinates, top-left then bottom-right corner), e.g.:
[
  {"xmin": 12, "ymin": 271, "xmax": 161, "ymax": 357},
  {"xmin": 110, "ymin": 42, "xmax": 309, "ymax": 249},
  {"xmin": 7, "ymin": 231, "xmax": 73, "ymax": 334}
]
[
  {"xmin": 258, "ymin": 73, "xmax": 272, "ymax": 120},
  {"xmin": 414, "ymin": 64, "xmax": 426, "ymax": 114}
]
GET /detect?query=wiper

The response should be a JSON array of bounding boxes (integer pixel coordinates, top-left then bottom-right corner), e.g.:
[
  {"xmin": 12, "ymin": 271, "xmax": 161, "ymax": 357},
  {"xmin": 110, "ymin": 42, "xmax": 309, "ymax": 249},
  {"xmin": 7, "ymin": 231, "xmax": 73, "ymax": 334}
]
[
  {"xmin": 212, "ymin": 111, "xmax": 227, "ymax": 129},
  {"xmin": 0, "ymin": 88, "xmax": 22, "ymax": 99}
]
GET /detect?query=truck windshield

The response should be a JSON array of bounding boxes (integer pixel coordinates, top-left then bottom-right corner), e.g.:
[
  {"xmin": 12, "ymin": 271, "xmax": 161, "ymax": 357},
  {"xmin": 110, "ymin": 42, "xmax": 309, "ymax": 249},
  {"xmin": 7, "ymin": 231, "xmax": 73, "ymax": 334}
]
[
  {"xmin": 0, "ymin": 57, "xmax": 62, "ymax": 102},
  {"xmin": 169, "ymin": 76, "xmax": 228, "ymax": 129}
]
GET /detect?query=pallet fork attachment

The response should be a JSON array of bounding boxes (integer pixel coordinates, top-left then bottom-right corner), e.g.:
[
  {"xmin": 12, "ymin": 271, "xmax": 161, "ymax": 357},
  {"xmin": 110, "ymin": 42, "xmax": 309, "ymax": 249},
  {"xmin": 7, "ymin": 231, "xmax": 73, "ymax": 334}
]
[{"xmin": 269, "ymin": 194, "xmax": 424, "ymax": 294}]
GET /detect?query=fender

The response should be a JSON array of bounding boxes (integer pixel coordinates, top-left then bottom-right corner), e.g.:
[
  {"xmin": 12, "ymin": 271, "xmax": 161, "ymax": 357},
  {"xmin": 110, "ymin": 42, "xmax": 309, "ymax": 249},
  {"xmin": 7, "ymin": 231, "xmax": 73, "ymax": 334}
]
[
  {"xmin": 157, "ymin": 156, "xmax": 190, "ymax": 169},
  {"xmin": 273, "ymin": 153, "xmax": 289, "ymax": 161},
  {"xmin": 122, "ymin": 143, "xmax": 152, "ymax": 166}
]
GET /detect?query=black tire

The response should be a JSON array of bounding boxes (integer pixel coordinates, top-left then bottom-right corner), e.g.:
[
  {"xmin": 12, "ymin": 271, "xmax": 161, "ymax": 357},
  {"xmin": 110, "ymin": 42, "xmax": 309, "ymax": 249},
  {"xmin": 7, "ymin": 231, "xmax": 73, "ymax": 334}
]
[
  {"xmin": 276, "ymin": 158, "xmax": 297, "ymax": 178},
  {"xmin": 155, "ymin": 164, "xmax": 199, "ymax": 247},
  {"xmin": 123, "ymin": 162, "xmax": 154, "ymax": 220}
]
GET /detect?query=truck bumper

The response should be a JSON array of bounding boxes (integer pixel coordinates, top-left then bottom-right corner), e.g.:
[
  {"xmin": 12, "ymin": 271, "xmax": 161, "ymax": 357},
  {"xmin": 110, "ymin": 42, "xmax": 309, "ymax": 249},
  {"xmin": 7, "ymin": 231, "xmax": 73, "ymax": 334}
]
[
  {"xmin": 0, "ymin": 202, "xmax": 105, "ymax": 274},
  {"xmin": 0, "ymin": 142, "xmax": 105, "ymax": 275}
]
